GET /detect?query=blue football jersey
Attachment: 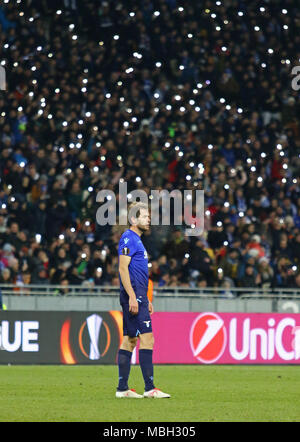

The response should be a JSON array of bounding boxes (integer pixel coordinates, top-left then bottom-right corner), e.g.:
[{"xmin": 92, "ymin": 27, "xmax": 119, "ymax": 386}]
[{"xmin": 118, "ymin": 229, "xmax": 149, "ymax": 304}]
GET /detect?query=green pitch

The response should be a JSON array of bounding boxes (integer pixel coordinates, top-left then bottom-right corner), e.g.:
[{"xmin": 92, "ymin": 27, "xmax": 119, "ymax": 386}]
[{"xmin": 1, "ymin": 365, "xmax": 300, "ymax": 422}]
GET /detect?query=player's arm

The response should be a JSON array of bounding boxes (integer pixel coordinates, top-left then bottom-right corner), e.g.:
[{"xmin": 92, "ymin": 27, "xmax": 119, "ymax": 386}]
[
  {"xmin": 148, "ymin": 301, "xmax": 154, "ymax": 315},
  {"xmin": 119, "ymin": 254, "xmax": 139, "ymax": 315}
]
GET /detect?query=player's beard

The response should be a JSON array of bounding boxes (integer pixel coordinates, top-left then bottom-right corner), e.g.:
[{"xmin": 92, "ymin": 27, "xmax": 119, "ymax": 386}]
[{"xmin": 137, "ymin": 223, "xmax": 150, "ymax": 232}]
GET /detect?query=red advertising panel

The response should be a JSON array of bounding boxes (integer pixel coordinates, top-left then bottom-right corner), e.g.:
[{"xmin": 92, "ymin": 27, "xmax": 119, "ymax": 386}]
[{"xmin": 149, "ymin": 312, "xmax": 300, "ymax": 364}]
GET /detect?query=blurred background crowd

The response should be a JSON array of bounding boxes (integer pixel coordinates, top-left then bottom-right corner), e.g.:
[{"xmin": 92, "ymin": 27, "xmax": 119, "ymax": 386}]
[{"xmin": 0, "ymin": 0, "xmax": 300, "ymax": 295}]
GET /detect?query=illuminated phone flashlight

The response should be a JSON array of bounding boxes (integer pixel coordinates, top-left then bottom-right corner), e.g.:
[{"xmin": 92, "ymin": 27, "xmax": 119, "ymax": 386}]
[
  {"xmin": 59, "ymin": 234, "xmax": 64, "ymax": 240},
  {"xmin": 96, "ymin": 267, "xmax": 102, "ymax": 273},
  {"xmin": 292, "ymin": 266, "xmax": 297, "ymax": 272},
  {"xmin": 185, "ymin": 253, "xmax": 190, "ymax": 259},
  {"xmin": 81, "ymin": 253, "xmax": 87, "ymax": 259},
  {"xmin": 198, "ymin": 163, "xmax": 205, "ymax": 173},
  {"xmin": 218, "ymin": 268, "xmax": 223, "ymax": 274},
  {"xmin": 35, "ymin": 234, "xmax": 42, "ymax": 244},
  {"xmin": 217, "ymin": 221, "xmax": 223, "ymax": 227},
  {"xmin": 85, "ymin": 221, "xmax": 90, "ymax": 226},
  {"xmin": 101, "ymin": 250, "xmax": 107, "ymax": 257}
]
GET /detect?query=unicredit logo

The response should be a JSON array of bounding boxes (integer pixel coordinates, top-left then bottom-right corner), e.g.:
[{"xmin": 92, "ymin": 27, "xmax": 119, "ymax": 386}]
[
  {"xmin": 190, "ymin": 312, "xmax": 227, "ymax": 364},
  {"xmin": 190, "ymin": 313, "xmax": 300, "ymax": 364}
]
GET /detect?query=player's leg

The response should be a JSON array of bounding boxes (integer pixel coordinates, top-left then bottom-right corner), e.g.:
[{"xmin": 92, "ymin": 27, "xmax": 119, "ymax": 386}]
[
  {"xmin": 139, "ymin": 332, "xmax": 170, "ymax": 398},
  {"xmin": 139, "ymin": 332, "xmax": 155, "ymax": 391},
  {"xmin": 116, "ymin": 304, "xmax": 142, "ymax": 398},
  {"xmin": 116, "ymin": 335, "xmax": 138, "ymax": 394}
]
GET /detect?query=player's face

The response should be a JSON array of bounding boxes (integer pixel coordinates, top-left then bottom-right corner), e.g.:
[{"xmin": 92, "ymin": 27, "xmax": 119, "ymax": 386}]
[{"xmin": 136, "ymin": 208, "xmax": 150, "ymax": 231}]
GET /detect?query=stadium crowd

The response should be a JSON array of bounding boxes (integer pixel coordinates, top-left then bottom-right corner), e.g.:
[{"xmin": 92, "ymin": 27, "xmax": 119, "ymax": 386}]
[{"xmin": 0, "ymin": 0, "xmax": 300, "ymax": 295}]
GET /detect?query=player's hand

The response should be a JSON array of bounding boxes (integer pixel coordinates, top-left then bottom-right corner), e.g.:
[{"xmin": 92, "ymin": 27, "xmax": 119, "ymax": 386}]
[
  {"xmin": 148, "ymin": 302, "xmax": 154, "ymax": 315},
  {"xmin": 129, "ymin": 297, "xmax": 139, "ymax": 315}
]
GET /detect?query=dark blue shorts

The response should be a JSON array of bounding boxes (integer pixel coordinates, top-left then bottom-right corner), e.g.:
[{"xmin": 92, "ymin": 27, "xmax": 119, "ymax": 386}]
[{"xmin": 121, "ymin": 301, "xmax": 152, "ymax": 337}]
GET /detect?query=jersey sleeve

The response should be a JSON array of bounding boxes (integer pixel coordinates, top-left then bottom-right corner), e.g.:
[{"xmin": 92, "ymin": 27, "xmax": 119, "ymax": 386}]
[{"xmin": 118, "ymin": 234, "xmax": 138, "ymax": 258}]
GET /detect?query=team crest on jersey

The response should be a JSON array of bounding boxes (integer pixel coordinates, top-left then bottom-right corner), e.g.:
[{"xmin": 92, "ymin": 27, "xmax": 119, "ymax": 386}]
[
  {"xmin": 122, "ymin": 247, "xmax": 130, "ymax": 255},
  {"xmin": 124, "ymin": 237, "xmax": 129, "ymax": 244}
]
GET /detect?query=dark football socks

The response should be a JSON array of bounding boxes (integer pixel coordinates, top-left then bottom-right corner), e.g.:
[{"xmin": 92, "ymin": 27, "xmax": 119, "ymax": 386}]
[
  {"xmin": 139, "ymin": 349, "xmax": 155, "ymax": 392},
  {"xmin": 117, "ymin": 349, "xmax": 132, "ymax": 391}
]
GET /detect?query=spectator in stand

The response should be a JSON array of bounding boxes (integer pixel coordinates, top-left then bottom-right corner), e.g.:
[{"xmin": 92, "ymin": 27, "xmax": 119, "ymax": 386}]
[
  {"xmin": 239, "ymin": 265, "xmax": 260, "ymax": 289},
  {"xmin": 0, "ymin": 268, "xmax": 13, "ymax": 285},
  {"xmin": 257, "ymin": 257, "xmax": 274, "ymax": 290}
]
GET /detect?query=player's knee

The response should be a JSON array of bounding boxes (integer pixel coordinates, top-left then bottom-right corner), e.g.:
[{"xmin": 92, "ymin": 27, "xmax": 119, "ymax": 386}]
[
  {"xmin": 140, "ymin": 332, "xmax": 154, "ymax": 349},
  {"xmin": 121, "ymin": 336, "xmax": 137, "ymax": 352}
]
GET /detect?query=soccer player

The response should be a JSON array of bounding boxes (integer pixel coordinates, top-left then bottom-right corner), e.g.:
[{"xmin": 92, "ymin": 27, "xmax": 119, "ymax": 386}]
[{"xmin": 116, "ymin": 202, "xmax": 170, "ymax": 398}]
